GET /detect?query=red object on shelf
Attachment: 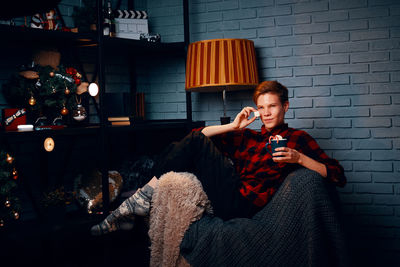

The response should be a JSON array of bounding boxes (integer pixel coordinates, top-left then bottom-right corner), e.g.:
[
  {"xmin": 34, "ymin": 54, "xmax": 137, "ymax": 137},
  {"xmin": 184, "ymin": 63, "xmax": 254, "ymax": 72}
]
[{"xmin": 2, "ymin": 108, "xmax": 27, "ymax": 131}]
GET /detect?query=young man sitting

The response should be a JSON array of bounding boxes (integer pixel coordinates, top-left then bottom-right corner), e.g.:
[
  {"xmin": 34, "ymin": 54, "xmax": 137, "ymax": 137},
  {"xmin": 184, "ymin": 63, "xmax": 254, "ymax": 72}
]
[{"xmin": 91, "ymin": 80, "xmax": 346, "ymax": 235}]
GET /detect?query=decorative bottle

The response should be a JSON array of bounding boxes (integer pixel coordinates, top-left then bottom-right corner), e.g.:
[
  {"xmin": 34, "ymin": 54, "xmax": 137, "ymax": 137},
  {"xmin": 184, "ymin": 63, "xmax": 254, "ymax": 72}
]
[{"xmin": 103, "ymin": 1, "xmax": 115, "ymax": 37}]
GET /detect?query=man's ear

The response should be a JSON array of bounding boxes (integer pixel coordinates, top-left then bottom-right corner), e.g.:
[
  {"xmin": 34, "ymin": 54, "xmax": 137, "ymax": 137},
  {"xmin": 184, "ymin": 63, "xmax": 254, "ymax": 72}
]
[{"xmin": 283, "ymin": 101, "xmax": 289, "ymax": 112}]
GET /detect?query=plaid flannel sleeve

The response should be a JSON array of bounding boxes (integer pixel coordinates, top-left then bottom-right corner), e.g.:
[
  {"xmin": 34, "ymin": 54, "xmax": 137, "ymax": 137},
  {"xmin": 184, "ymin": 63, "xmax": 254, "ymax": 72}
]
[
  {"xmin": 211, "ymin": 130, "xmax": 245, "ymax": 159},
  {"xmin": 296, "ymin": 131, "xmax": 347, "ymax": 187},
  {"xmin": 191, "ymin": 127, "xmax": 244, "ymax": 158}
]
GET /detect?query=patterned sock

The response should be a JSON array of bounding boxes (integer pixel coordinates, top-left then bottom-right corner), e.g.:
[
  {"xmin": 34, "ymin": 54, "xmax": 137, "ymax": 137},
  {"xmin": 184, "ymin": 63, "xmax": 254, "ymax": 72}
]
[{"xmin": 90, "ymin": 184, "xmax": 154, "ymax": 236}]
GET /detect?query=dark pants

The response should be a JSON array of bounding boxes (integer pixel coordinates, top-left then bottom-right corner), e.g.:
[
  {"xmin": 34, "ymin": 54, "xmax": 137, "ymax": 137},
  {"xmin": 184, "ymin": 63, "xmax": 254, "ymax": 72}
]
[{"xmin": 152, "ymin": 131, "xmax": 260, "ymax": 221}]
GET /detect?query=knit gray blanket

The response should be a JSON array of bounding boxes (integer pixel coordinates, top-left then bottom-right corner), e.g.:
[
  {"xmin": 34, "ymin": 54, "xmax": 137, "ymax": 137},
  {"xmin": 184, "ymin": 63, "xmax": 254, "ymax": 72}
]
[{"xmin": 180, "ymin": 168, "xmax": 348, "ymax": 267}]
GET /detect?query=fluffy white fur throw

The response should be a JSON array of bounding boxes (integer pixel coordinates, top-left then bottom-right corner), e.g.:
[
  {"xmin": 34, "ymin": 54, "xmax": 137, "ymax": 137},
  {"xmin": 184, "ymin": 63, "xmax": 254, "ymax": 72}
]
[{"xmin": 149, "ymin": 171, "xmax": 213, "ymax": 267}]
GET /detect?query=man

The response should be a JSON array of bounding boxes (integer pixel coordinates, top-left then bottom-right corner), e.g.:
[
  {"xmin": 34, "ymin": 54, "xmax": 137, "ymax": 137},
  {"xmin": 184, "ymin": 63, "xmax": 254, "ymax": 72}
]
[{"xmin": 91, "ymin": 80, "xmax": 346, "ymax": 235}]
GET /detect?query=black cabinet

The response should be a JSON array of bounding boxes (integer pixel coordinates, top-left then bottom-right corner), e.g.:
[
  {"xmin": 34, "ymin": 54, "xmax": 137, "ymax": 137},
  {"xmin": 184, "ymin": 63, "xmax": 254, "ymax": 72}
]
[{"xmin": 0, "ymin": 122, "xmax": 205, "ymax": 266}]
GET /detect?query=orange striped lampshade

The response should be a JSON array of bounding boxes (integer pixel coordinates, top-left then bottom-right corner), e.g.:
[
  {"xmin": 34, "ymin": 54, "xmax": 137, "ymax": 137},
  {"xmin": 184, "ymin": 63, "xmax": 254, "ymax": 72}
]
[{"xmin": 185, "ymin": 38, "xmax": 259, "ymax": 92}]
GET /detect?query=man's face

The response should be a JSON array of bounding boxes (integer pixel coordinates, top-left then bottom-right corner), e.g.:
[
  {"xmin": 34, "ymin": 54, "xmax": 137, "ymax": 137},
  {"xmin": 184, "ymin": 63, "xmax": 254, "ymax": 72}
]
[{"xmin": 256, "ymin": 93, "xmax": 289, "ymax": 132}]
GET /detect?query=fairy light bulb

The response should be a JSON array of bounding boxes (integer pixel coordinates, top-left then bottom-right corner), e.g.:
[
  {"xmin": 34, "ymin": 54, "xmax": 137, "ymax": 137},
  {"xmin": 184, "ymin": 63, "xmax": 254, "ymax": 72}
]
[
  {"xmin": 88, "ymin": 83, "xmax": 99, "ymax": 96},
  {"xmin": 29, "ymin": 96, "xmax": 36, "ymax": 106},
  {"xmin": 61, "ymin": 106, "xmax": 69, "ymax": 116},
  {"xmin": 12, "ymin": 168, "xmax": 18, "ymax": 180},
  {"xmin": 6, "ymin": 154, "xmax": 13, "ymax": 164}
]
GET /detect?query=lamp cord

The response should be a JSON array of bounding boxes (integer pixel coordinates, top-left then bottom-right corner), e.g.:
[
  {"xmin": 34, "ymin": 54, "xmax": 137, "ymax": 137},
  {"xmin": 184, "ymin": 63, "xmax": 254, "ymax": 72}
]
[{"xmin": 223, "ymin": 89, "xmax": 227, "ymax": 117}]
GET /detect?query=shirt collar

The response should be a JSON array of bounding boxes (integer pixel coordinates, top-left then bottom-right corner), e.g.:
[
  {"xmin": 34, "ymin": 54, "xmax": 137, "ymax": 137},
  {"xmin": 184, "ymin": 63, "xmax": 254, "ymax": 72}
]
[{"xmin": 261, "ymin": 123, "xmax": 288, "ymax": 137}]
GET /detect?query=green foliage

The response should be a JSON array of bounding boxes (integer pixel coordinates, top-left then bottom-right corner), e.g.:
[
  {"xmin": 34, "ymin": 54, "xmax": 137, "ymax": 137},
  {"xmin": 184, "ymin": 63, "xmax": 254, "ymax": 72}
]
[
  {"xmin": 2, "ymin": 65, "xmax": 78, "ymax": 119},
  {"xmin": 0, "ymin": 150, "xmax": 21, "ymax": 227}
]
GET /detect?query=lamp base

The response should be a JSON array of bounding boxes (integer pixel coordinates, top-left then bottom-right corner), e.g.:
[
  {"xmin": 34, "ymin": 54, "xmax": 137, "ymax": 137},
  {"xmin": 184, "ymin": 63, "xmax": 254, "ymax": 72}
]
[{"xmin": 220, "ymin": 116, "xmax": 230, "ymax": 125}]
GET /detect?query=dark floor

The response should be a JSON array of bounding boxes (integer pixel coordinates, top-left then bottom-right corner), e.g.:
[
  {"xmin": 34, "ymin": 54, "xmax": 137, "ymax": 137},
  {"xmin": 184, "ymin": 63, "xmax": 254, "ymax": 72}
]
[{"xmin": 0, "ymin": 211, "xmax": 150, "ymax": 267}]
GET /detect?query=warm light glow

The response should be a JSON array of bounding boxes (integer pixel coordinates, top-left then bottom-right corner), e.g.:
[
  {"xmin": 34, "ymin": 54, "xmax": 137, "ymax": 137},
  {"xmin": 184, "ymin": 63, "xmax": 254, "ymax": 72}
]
[
  {"xmin": 6, "ymin": 154, "xmax": 13, "ymax": 164},
  {"xmin": 88, "ymin": 82, "xmax": 99, "ymax": 96},
  {"xmin": 44, "ymin": 137, "xmax": 55, "ymax": 152},
  {"xmin": 185, "ymin": 38, "xmax": 259, "ymax": 92}
]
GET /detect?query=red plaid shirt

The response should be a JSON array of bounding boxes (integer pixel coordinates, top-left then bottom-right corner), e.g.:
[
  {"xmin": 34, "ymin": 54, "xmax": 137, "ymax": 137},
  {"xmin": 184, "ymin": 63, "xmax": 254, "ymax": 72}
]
[{"xmin": 209, "ymin": 123, "xmax": 346, "ymax": 207}]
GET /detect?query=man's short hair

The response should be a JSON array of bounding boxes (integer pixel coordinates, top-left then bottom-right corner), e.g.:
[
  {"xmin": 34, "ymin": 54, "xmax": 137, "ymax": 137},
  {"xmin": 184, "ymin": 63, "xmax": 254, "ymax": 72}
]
[{"xmin": 253, "ymin": 81, "xmax": 289, "ymax": 105}]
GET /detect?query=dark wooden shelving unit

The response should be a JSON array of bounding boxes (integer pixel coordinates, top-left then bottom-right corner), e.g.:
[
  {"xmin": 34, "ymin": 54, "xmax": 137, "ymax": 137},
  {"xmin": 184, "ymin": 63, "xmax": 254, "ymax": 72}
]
[{"xmin": 0, "ymin": 1, "xmax": 197, "ymax": 265}]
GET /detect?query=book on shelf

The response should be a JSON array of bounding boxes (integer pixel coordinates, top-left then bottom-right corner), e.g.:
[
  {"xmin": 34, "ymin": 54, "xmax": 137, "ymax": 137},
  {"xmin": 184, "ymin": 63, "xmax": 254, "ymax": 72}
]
[
  {"xmin": 110, "ymin": 121, "xmax": 130, "ymax": 126},
  {"xmin": 107, "ymin": 116, "xmax": 130, "ymax": 122}
]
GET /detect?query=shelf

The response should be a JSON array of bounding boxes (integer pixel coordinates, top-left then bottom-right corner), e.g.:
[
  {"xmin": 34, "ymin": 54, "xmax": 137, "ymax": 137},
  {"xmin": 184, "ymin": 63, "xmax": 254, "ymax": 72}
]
[
  {"xmin": 106, "ymin": 119, "xmax": 204, "ymax": 132},
  {"xmin": 0, "ymin": 24, "xmax": 97, "ymax": 47},
  {"xmin": 0, "ymin": 124, "xmax": 101, "ymax": 139},
  {"xmin": 103, "ymin": 37, "xmax": 186, "ymax": 55},
  {"xmin": 1, "ymin": 120, "xmax": 204, "ymax": 138},
  {"xmin": 0, "ymin": 24, "xmax": 186, "ymax": 55},
  {"xmin": 0, "ymin": 3, "xmax": 193, "ymax": 254}
]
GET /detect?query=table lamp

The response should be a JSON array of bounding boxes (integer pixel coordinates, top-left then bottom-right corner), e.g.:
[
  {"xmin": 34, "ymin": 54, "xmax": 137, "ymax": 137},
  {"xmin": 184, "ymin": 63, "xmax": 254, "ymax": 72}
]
[{"xmin": 185, "ymin": 38, "xmax": 259, "ymax": 124}]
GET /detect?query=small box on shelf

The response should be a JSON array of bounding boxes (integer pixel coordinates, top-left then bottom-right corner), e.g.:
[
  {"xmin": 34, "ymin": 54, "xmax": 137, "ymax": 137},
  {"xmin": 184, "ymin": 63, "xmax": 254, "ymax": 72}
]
[
  {"xmin": 114, "ymin": 10, "xmax": 148, "ymax": 40},
  {"xmin": 2, "ymin": 108, "xmax": 27, "ymax": 131}
]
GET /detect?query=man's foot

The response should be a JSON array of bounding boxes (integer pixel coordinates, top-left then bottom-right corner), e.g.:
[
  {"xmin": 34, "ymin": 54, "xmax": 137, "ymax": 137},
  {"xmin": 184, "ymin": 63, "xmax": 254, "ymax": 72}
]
[
  {"xmin": 90, "ymin": 184, "xmax": 154, "ymax": 236},
  {"xmin": 90, "ymin": 214, "xmax": 135, "ymax": 236}
]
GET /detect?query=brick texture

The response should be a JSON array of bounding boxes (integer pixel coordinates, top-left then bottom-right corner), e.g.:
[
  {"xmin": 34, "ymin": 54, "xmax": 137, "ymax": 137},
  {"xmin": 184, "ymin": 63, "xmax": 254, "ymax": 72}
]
[{"xmin": 181, "ymin": 0, "xmax": 400, "ymax": 261}]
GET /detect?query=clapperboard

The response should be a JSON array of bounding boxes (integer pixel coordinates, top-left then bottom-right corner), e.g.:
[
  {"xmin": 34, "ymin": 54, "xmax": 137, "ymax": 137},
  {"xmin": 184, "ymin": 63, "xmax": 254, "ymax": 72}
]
[
  {"xmin": 114, "ymin": 10, "xmax": 149, "ymax": 40},
  {"xmin": 115, "ymin": 10, "xmax": 148, "ymax": 19}
]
